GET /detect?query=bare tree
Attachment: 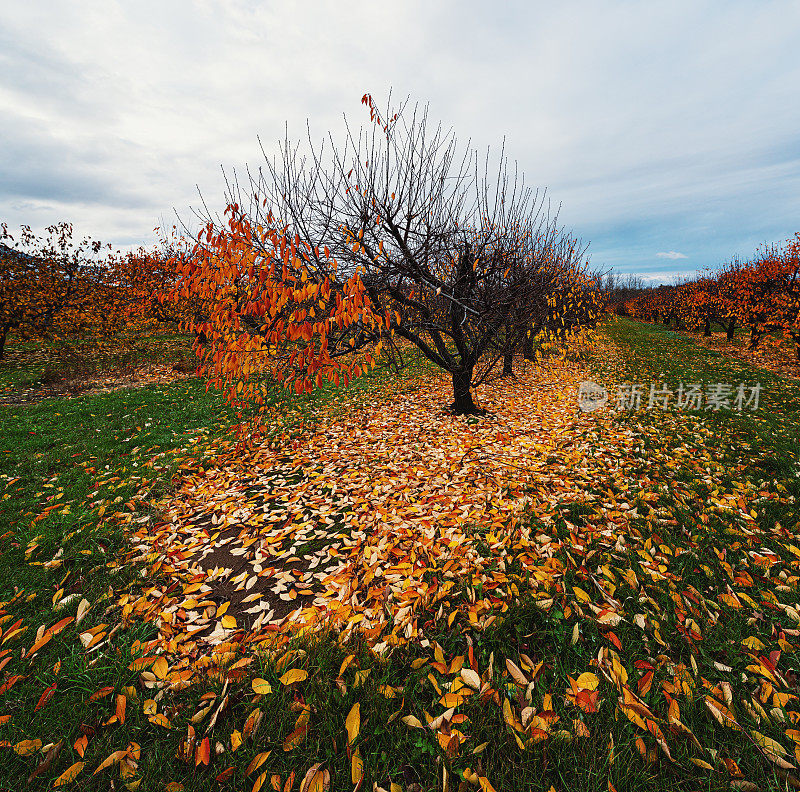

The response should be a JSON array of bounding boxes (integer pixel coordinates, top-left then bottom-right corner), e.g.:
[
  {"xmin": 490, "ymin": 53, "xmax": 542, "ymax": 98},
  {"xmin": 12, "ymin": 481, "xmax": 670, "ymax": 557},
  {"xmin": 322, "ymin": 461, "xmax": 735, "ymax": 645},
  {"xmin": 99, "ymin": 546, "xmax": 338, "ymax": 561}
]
[{"xmin": 197, "ymin": 96, "xmax": 591, "ymax": 414}]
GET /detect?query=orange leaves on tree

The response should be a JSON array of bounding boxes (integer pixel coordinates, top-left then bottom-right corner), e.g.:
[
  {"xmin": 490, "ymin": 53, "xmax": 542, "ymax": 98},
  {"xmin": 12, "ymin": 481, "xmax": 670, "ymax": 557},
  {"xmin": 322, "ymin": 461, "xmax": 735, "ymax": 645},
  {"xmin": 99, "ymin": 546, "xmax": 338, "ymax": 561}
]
[{"xmin": 160, "ymin": 205, "xmax": 389, "ymax": 418}]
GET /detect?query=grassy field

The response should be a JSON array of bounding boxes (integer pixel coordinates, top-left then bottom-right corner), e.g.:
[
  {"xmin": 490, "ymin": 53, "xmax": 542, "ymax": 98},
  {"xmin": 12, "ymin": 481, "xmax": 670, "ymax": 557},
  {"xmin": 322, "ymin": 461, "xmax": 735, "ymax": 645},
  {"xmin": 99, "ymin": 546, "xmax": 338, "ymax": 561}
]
[{"xmin": 2, "ymin": 320, "xmax": 800, "ymax": 791}]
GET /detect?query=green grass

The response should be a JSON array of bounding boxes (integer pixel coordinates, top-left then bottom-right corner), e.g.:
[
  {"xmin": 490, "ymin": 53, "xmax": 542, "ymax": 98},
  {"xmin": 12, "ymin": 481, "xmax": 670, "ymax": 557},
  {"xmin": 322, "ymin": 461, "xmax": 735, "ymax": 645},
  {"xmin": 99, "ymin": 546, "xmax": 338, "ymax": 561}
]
[
  {"xmin": 3, "ymin": 322, "xmax": 800, "ymax": 791},
  {"xmin": 0, "ymin": 340, "xmax": 438, "ymax": 791}
]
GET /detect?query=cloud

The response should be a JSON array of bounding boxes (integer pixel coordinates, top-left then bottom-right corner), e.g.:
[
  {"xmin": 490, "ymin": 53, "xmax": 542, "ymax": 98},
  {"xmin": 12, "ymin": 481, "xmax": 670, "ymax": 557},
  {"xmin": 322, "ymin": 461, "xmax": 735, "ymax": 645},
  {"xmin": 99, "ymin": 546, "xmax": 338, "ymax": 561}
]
[
  {"xmin": 637, "ymin": 272, "xmax": 684, "ymax": 284},
  {"xmin": 0, "ymin": 0, "xmax": 799, "ymax": 268},
  {"xmin": 656, "ymin": 251, "xmax": 688, "ymax": 260}
]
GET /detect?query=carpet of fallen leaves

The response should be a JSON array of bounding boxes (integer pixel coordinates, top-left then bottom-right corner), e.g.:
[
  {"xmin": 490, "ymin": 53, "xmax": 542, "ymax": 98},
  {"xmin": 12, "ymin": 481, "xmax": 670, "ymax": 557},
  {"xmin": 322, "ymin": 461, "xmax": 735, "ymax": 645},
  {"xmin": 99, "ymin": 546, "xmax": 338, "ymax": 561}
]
[
  {"xmin": 5, "ymin": 331, "xmax": 800, "ymax": 790},
  {"xmin": 120, "ymin": 349, "xmax": 641, "ymax": 655}
]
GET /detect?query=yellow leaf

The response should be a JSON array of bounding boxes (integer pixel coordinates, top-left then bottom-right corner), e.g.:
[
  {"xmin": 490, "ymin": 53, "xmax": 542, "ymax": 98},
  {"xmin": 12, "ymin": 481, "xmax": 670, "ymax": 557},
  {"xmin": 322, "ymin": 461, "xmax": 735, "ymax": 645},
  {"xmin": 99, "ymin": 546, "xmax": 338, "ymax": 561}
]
[
  {"xmin": 230, "ymin": 730, "xmax": 242, "ymax": 752},
  {"xmin": 478, "ymin": 777, "xmax": 498, "ymax": 792},
  {"xmin": 222, "ymin": 615, "xmax": 237, "ymax": 630},
  {"xmin": 353, "ymin": 669, "xmax": 370, "ymax": 687},
  {"xmin": 338, "ymin": 655, "xmax": 356, "ymax": 677},
  {"xmin": 152, "ymin": 656, "xmax": 168, "ymax": 680},
  {"xmin": 575, "ymin": 672, "xmax": 599, "ymax": 691},
  {"xmin": 93, "ymin": 749, "xmax": 128, "ymax": 775},
  {"xmin": 573, "ymin": 587, "xmax": 592, "ymax": 604},
  {"xmin": 351, "ymin": 748, "xmax": 363, "ymax": 784},
  {"xmin": 13, "ymin": 739, "xmax": 42, "ymax": 756},
  {"xmin": 402, "ymin": 715, "xmax": 423, "ymax": 728},
  {"xmin": 618, "ymin": 704, "xmax": 646, "ymax": 731},
  {"xmin": 571, "ymin": 623, "xmax": 580, "ymax": 645},
  {"xmin": 252, "ymin": 770, "xmax": 268, "ymax": 792},
  {"xmin": 246, "ymin": 750, "xmax": 272, "ymax": 776},
  {"xmin": 252, "ymin": 678, "xmax": 272, "ymax": 695},
  {"xmin": 610, "ymin": 657, "xmax": 628, "ymax": 687},
  {"xmin": 346, "ymin": 702, "xmax": 360, "ymax": 746},
  {"xmin": 503, "ymin": 698, "xmax": 516, "ymax": 729},
  {"xmin": 279, "ymin": 669, "xmax": 308, "ymax": 685},
  {"xmin": 148, "ymin": 713, "xmax": 172, "ymax": 728},
  {"xmin": 751, "ymin": 729, "xmax": 788, "ymax": 757},
  {"xmin": 689, "ymin": 758, "xmax": 714, "ymax": 771},
  {"xmin": 53, "ymin": 761, "xmax": 85, "ymax": 786}
]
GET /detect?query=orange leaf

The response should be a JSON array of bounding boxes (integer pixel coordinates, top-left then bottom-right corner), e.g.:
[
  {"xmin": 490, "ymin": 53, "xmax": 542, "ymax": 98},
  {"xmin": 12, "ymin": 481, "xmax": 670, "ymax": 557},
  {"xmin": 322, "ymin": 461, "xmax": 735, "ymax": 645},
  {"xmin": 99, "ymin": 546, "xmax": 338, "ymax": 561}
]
[
  {"xmin": 0, "ymin": 675, "xmax": 24, "ymax": 695},
  {"xmin": 34, "ymin": 683, "xmax": 56, "ymax": 712},
  {"xmin": 73, "ymin": 734, "xmax": 88, "ymax": 758},
  {"xmin": 89, "ymin": 686, "xmax": 114, "ymax": 702},
  {"xmin": 246, "ymin": 750, "xmax": 272, "ymax": 776},
  {"xmin": 283, "ymin": 722, "xmax": 309, "ymax": 751},
  {"xmin": 195, "ymin": 736, "xmax": 210, "ymax": 766},
  {"xmin": 53, "ymin": 761, "xmax": 85, "ymax": 787},
  {"xmin": 13, "ymin": 739, "xmax": 42, "ymax": 756},
  {"xmin": 243, "ymin": 708, "xmax": 263, "ymax": 739},
  {"xmin": 26, "ymin": 632, "xmax": 53, "ymax": 658},
  {"xmin": 93, "ymin": 749, "xmax": 128, "ymax": 775},
  {"xmin": 116, "ymin": 693, "xmax": 127, "ymax": 724}
]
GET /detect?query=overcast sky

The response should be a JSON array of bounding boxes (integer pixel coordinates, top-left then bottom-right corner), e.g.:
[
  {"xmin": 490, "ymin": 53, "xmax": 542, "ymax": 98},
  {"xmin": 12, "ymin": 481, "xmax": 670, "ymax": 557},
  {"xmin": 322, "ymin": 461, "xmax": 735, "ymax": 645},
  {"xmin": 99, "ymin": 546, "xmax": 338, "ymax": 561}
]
[{"xmin": 2, "ymin": 1, "xmax": 799, "ymax": 283}]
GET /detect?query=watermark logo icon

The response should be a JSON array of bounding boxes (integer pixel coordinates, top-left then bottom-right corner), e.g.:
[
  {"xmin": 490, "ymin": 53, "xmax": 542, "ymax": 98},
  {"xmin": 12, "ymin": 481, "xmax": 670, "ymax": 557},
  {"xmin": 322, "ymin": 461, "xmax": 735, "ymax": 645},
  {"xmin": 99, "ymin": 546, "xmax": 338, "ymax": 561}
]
[
  {"xmin": 577, "ymin": 380, "xmax": 762, "ymax": 413},
  {"xmin": 577, "ymin": 381, "xmax": 609, "ymax": 412}
]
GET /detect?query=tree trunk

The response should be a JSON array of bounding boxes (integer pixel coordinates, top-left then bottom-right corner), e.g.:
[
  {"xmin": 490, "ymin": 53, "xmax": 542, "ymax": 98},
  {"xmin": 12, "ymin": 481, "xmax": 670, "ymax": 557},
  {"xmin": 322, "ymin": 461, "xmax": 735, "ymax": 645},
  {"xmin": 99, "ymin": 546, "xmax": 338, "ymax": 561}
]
[
  {"xmin": 726, "ymin": 319, "xmax": 736, "ymax": 341},
  {"xmin": 663, "ymin": 315, "xmax": 670, "ymax": 326},
  {"xmin": 502, "ymin": 350, "xmax": 513, "ymax": 377},
  {"xmin": 451, "ymin": 366, "xmax": 482, "ymax": 415},
  {"xmin": 703, "ymin": 319, "xmax": 711, "ymax": 337},
  {"xmin": 523, "ymin": 329, "xmax": 535, "ymax": 360},
  {"xmin": 0, "ymin": 326, "xmax": 7, "ymax": 360},
  {"xmin": 749, "ymin": 328, "xmax": 760, "ymax": 349}
]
